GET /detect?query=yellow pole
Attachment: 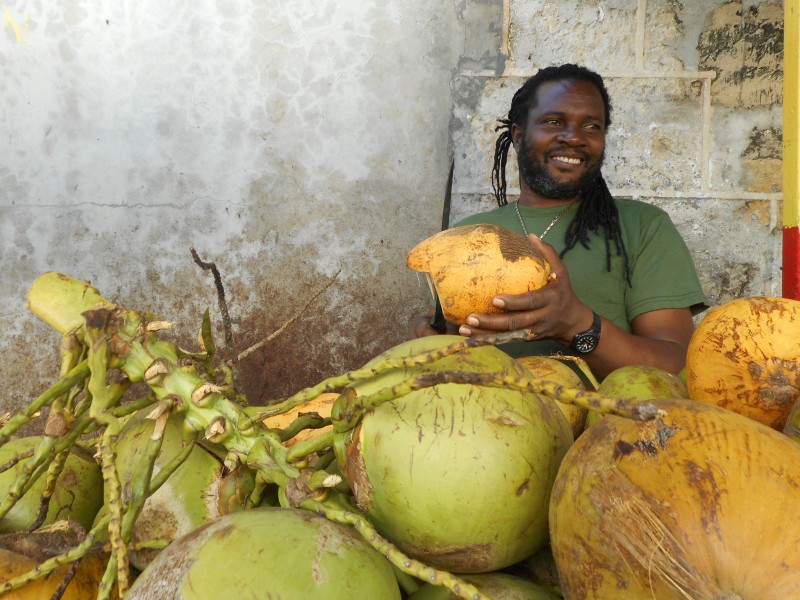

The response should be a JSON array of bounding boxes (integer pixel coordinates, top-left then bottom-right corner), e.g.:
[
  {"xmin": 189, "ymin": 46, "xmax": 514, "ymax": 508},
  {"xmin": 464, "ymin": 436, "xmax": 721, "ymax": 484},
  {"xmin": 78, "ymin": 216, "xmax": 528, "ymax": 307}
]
[{"xmin": 784, "ymin": 0, "xmax": 800, "ymax": 298}]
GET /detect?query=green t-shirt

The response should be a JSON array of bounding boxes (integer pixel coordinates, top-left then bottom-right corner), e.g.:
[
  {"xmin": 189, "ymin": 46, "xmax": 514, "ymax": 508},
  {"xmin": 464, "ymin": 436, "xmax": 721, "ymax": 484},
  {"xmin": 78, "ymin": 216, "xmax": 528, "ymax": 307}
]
[{"xmin": 453, "ymin": 198, "xmax": 709, "ymax": 359}]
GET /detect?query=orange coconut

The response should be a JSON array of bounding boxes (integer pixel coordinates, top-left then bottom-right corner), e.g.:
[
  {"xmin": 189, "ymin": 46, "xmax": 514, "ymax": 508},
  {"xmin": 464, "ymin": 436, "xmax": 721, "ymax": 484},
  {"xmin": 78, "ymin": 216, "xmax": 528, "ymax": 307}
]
[
  {"xmin": 406, "ymin": 224, "xmax": 551, "ymax": 325},
  {"xmin": 0, "ymin": 531, "xmax": 113, "ymax": 600},
  {"xmin": 550, "ymin": 398, "xmax": 800, "ymax": 599},
  {"xmin": 515, "ymin": 356, "xmax": 587, "ymax": 438},
  {"xmin": 685, "ymin": 296, "xmax": 800, "ymax": 430}
]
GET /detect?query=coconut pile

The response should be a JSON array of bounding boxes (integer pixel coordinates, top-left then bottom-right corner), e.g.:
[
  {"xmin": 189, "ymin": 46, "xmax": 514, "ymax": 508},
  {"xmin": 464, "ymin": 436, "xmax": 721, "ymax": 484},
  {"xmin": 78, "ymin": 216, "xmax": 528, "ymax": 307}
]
[{"xmin": 1, "ymin": 227, "xmax": 799, "ymax": 599}]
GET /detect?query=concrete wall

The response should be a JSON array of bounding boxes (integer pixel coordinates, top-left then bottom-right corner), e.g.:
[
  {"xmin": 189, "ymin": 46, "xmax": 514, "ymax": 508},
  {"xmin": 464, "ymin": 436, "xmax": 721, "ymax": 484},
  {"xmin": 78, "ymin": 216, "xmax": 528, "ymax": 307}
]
[
  {"xmin": 1, "ymin": 0, "xmax": 463, "ymax": 417},
  {"xmin": 0, "ymin": 0, "xmax": 785, "ymax": 419}
]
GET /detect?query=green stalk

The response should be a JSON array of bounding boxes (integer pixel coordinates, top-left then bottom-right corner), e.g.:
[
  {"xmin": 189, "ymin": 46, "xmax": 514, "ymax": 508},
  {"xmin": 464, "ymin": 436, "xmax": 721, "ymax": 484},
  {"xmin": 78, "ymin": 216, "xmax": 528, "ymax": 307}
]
[
  {"xmin": 83, "ymin": 315, "xmax": 129, "ymax": 597},
  {"xmin": 272, "ymin": 413, "xmax": 330, "ymax": 443},
  {"xmin": 100, "ymin": 405, "xmax": 169, "ymax": 600},
  {"xmin": 19, "ymin": 274, "xmax": 553, "ymax": 599},
  {"xmin": 244, "ymin": 330, "xmax": 534, "ymax": 427},
  {"xmin": 348, "ymin": 370, "xmax": 660, "ymax": 421},
  {"xmin": 98, "ymin": 430, "xmax": 128, "ymax": 598},
  {"xmin": 306, "ymin": 493, "xmax": 489, "ymax": 600},
  {"xmin": 0, "ymin": 359, "xmax": 89, "ymax": 445},
  {"xmin": 0, "ymin": 437, "xmax": 56, "ymax": 520},
  {"xmin": 286, "ymin": 430, "xmax": 335, "ymax": 463},
  {"xmin": 27, "ymin": 447, "xmax": 69, "ymax": 532},
  {"xmin": 0, "ymin": 449, "xmax": 34, "ymax": 474},
  {"xmin": 0, "ymin": 392, "xmax": 108, "ymax": 521},
  {"xmin": 553, "ymin": 355, "xmax": 602, "ymax": 390},
  {"xmin": 0, "ymin": 431, "xmax": 196, "ymax": 597},
  {"xmin": 27, "ymin": 271, "xmax": 113, "ymax": 335}
]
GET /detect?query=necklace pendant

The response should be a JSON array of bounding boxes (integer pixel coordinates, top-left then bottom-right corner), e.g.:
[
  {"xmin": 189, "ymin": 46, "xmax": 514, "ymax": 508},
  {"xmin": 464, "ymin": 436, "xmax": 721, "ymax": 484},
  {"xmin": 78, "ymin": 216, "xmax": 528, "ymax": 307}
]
[{"xmin": 514, "ymin": 200, "xmax": 577, "ymax": 240}]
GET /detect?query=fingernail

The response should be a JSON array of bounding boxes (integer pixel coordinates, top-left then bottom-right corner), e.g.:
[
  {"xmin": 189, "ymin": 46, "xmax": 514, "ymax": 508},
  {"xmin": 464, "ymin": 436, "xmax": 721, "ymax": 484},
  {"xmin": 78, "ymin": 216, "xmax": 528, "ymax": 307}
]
[
  {"xmin": 466, "ymin": 316, "xmax": 479, "ymax": 326},
  {"xmin": 459, "ymin": 326, "xmax": 471, "ymax": 336},
  {"xmin": 492, "ymin": 298, "xmax": 505, "ymax": 308}
]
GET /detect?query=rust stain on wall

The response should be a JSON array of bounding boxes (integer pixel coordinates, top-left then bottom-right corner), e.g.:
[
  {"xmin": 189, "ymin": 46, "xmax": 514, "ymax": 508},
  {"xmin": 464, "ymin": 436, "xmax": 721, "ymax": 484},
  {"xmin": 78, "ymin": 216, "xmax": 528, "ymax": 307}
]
[
  {"xmin": 741, "ymin": 126, "xmax": 782, "ymax": 193},
  {"xmin": 698, "ymin": 2, "xmax": 783, "ymax": 108},
  {"xmin": 232, "ymin": 274, "xmax": 405, "ymax": 406},
  {"xmin": 742, "ymin": 158, "xmax": 781, "ymax": 193},
  {"xmin": 743, "ymin": 126, "xmax": 783, "ymax": 160},
  {"xmin": 734, "ymin": 199, "xmax": 771, "ymax": 228}
]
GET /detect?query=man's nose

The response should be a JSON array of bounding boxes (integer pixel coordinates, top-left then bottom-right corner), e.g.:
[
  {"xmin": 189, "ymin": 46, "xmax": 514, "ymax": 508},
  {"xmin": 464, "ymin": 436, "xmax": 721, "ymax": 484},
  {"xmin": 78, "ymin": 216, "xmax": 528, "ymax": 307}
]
[{"xmin": 557, "ymin": 123, "xmax": 584, "ymax": 144}]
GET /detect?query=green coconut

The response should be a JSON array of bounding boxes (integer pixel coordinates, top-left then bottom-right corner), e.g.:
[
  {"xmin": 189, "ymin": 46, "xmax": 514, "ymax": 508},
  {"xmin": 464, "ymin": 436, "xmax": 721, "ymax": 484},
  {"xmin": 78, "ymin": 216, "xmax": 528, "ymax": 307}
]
[
  {"xmin": 408, "ymin": 572, "xmax": 562, "ymax": 600},
  {"xmin": 126, "ymin": 507, "xmax": 402, "ymax": 599},
  {"xmin": 94, "ymin": 408, "xmax": 251, "ymax": 570},
  {"xmin": 336, "ymin": 335, "xmax": 573, "ymax": 573},
  {"xmin": 585, "ymin": 365, "xmax": 688, "ymax": 430},
  {"xmin": 0, "ymin": 436, "xmax": 103, "ymax": 533}
]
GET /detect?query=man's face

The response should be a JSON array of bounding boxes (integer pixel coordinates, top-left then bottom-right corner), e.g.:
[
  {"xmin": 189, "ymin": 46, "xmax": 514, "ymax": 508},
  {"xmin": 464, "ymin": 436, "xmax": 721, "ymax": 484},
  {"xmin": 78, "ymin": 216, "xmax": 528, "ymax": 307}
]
[{"xmin": 513, "ymin": 79, "xmax": 607, "ymax": 201}]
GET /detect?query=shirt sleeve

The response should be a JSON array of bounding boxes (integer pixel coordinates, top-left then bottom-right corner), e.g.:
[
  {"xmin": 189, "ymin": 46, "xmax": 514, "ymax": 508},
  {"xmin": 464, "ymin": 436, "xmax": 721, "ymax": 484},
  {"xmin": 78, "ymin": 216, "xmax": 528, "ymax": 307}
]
[{"xmin": 626, "ymin": 210, "xmax": 709, "ymax": 320}]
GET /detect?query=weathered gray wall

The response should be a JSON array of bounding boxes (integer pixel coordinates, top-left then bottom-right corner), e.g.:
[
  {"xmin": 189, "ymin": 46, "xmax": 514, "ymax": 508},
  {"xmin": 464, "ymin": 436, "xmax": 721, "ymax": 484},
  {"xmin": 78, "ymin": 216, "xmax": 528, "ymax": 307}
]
[
  {"xmin": 1, "ymin": 1, "xmax": 463, "ymax": 416},
  {"xmin": 0, "ymin": 0, "xmax": 785, "ymax": 419}
]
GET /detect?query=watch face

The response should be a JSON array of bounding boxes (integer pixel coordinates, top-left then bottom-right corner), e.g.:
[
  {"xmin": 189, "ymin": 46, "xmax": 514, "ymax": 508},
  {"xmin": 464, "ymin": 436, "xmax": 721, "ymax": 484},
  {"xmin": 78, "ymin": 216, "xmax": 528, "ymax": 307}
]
[{"xmin": 573, "ymin": 334, "xmax": 599, "ymax": 354}]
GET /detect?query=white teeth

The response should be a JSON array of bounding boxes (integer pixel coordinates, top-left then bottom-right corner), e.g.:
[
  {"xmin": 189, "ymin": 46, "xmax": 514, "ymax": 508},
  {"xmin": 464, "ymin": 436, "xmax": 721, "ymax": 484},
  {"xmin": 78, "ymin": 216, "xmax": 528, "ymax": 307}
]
[{"xmin": 553, "ymin": 156, "xmax": 581, "ymax": 164}]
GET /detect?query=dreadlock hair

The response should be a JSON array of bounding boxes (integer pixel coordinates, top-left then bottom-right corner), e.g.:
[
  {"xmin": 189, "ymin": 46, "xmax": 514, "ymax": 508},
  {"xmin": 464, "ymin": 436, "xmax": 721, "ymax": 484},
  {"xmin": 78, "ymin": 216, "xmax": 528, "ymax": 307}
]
[{"xmin": 491, "ymin": 63, "xmax": 631, "ymax": 286}]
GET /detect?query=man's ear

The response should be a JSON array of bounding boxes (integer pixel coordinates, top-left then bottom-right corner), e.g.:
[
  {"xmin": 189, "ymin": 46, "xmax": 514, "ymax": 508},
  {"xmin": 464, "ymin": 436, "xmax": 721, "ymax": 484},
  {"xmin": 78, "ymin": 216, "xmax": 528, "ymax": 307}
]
[{"xmin": 510, "ymin": 123, "xmax": 523, "ymax": 152}]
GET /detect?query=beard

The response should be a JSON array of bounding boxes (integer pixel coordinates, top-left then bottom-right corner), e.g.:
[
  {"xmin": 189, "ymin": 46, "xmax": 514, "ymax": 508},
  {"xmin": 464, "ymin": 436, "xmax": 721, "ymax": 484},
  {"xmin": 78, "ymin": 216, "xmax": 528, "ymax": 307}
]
[{"xmin": 517, "ymin": 137, "xmax": 605, "ymax": 200}]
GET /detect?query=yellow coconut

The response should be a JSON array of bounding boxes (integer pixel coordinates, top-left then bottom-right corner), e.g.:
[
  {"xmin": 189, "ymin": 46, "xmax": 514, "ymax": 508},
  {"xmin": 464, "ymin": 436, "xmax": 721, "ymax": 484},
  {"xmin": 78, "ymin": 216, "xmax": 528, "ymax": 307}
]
[
  {"xmin": 515, "ymin": 356, "xmax": 587, "ymax": 438},
  {"xmin": 261, "ymin": 393, "xmax": 339, "ymax": 447},
  {"xmin": 0, "ymin": 548, "xmax": 110, "ymax": 599},
  {"xmin": 0, "ymin": 524, "xmax": 114, "ymax": 600},
  {"xmin": 686, "ymin": 296, "xmax": 800, "ymax": 430},
  {"xmin": 550, "ymin": 398, "xmax": 800, "ymax": 599},
  {"xmin": 406, "ymin": 224, "xmax": 551, "ymax": 325}
]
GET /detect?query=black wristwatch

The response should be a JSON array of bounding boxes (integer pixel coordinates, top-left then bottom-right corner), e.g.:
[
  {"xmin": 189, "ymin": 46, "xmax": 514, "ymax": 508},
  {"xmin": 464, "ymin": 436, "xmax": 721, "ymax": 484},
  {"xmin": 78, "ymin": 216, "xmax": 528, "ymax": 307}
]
[{"xmin": 570, "ymin": 311, "xmax": 602, "ymax": 354}]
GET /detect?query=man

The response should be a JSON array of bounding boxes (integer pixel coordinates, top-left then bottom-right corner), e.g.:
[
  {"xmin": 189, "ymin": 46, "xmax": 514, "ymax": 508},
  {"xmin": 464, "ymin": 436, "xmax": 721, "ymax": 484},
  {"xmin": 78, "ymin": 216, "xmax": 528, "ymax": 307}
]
[{"xmin": 409, "ymin": 64, "xmax": 707, "ymax": 379}]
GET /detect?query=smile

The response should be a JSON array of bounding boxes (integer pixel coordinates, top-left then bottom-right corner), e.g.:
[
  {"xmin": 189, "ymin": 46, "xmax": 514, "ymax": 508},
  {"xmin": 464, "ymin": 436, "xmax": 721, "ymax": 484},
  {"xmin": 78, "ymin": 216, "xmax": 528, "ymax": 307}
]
[{"xmin": 551, "ymin": 155, "xmax": 582, "ymax": 165}]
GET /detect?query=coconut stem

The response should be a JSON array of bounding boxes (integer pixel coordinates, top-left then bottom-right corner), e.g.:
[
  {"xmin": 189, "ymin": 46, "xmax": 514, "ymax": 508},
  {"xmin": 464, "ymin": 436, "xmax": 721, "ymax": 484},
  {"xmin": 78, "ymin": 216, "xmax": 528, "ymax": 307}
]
[
  {"xmin": 0, "ymin": 431, "xmax": 194, "ymax": 597},
  {"xmin": 273, "ymin": 413, "xmax": 331, "ymax": 443},
  {"xmin": 552, "ymin": 355, "xmax": 602, "ymax": 390},
  {"xmin": 396, "ymin": 370, "xmax": 661, "ymax": 420},
  {"xmin": 244, "ymin": 330, "xmax": 535, "ymax": 427},
  {"xmin": 285, "ymin": 430, "xmax": 335, "ymax": 463},
  {"xmin": 19, "ymin": 274, "xmax": 541, "ymax": 599},
  {"xmin": 0, "ymin": 390, "xmax": 113, "ymax": 522},
  {"xmin": 308, "ymin": 496, "xmax": 490, "ymax": 600},
  {"xmin": 27, "ymin": 447, "xmax": 70, "ymax": 532},
  {"xmin": 98, "ymin": 429, "xmax": 129, "ymax": 598},
  {"xmin": 0, "ymin": 436, "xmax": 57, "ymax": 521},
  {"xmin": 0, "ymin": 359, "xmax": 89, "ymax": 445},
  {"xmin": 101, "ymin": 405, "xmax": 169, "ymax": 599},
  {"xmin": 0, "ymin": 379, "xmax": 134, "ymax": 523},
  {"xmin": 0, "ymin": 449, "xmax": 34, "ymax": 473}
]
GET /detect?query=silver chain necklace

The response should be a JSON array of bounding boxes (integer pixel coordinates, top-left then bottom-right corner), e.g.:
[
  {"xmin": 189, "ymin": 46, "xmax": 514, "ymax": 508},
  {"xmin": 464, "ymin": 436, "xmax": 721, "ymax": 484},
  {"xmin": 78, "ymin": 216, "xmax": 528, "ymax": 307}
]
[{"xmin": 514, "ymin": 199, "xmax": 577, "ymax": 239}]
